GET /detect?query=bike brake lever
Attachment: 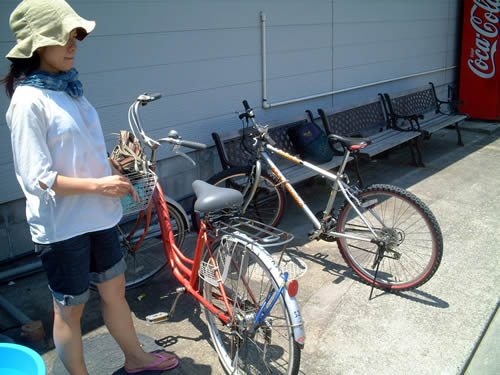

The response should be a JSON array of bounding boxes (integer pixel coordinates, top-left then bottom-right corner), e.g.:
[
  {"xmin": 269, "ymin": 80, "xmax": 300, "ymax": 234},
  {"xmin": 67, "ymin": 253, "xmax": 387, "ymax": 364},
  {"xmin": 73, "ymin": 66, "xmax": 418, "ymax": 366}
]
[{"xmin": 172, "ymin": 144, "xmax": 196, "ymax": 166}]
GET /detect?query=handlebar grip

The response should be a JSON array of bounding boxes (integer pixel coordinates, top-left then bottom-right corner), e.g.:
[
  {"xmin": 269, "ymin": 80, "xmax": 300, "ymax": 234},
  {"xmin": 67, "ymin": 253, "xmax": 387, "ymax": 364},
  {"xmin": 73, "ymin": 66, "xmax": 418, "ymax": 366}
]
[
  {"xmin": 179, "ymin": 140, "xmax": 207, "ymax": 150},
  {"xmin": 149, "ymin": 93, "xmax": 162, "ymax": 101},
  {"xmin": 137, "ymin": 93, "xmax": 162, "ymax": 104},
  {"xmin": 241, "ymin": 100, "xmax": 255, "ymax": 119}
]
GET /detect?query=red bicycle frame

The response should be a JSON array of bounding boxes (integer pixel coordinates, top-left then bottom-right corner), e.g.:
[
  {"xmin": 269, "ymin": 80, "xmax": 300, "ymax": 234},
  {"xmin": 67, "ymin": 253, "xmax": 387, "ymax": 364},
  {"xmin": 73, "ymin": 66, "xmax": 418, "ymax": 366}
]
[{"xmin": 152, "ymin": 184, "xmax": 237, "ymax": 324}]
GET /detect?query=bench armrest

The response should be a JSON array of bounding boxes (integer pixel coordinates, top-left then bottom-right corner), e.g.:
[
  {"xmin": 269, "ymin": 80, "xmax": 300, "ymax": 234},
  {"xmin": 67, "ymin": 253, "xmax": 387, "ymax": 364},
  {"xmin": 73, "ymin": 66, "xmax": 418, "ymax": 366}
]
[
  {"xmin": 315, "ymin": 108, "xmax": 347, "ymax": 156},
  {"xmin": 383, "ymin": 93, "xmax": 423, "ymax": 131},
  {"xmin": 212, "ymin": 132, "xmax": 233, "ymax": 170},
  {"xmin": 428, "ymin": 82, "xmax": 468, "ymax": 115},
  {"xmin": 435, "ymin": 99, "xmax": 468, "ymax": 116},
  {"xmin": 390, "ymin": 113, "xmax": 424, "ymax": 131}
]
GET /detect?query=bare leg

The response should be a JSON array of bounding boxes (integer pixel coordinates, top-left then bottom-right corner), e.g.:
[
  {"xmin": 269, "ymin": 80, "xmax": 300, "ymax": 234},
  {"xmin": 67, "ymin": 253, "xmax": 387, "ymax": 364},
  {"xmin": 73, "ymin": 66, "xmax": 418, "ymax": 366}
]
[
  {"xmin": 97, "ymin": 273, "xmax": 177, "ymax": 370},
  {"xmin": 52, "ymin": 299, "xmax": 88, "ymax": 375}
]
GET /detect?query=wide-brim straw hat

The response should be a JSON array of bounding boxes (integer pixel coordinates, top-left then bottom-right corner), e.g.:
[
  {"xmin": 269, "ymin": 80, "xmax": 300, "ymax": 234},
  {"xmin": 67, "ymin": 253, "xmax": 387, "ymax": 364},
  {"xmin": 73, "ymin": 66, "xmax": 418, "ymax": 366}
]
[{"xmin": 6, "ymin": 0, "xmax": 95, "ymax": 59}]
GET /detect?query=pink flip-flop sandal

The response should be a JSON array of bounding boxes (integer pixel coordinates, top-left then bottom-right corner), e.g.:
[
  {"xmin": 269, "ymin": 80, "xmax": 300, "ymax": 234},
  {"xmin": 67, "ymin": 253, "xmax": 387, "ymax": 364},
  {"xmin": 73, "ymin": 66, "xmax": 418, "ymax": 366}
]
[{"xmin": 124, "ymin": 352, "xmax": 179, "ymax": 373}]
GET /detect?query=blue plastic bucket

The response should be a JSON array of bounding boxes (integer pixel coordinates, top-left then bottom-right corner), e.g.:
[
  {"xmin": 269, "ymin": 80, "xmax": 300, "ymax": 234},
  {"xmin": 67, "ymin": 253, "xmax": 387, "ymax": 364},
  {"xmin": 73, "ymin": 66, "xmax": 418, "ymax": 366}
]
[{"xmin": 0, "ymin": 343, "xmax": 46, "ymax": 375}]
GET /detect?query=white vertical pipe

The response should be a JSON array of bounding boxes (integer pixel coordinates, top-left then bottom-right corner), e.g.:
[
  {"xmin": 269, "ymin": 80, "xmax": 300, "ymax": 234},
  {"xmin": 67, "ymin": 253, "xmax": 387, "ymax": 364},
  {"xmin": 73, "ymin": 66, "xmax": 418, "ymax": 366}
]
[{"xmin": 260, "ymin": 12, "xmax": 270, "ymax": 109}]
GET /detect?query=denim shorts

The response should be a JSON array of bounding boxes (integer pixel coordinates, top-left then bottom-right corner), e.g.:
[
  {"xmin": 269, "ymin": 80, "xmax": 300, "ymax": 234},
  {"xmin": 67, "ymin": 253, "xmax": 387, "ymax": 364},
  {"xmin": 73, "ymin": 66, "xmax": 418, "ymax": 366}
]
[{"xmin": 35, "ymin": 227, "xmax": 126, "ymax": 306}]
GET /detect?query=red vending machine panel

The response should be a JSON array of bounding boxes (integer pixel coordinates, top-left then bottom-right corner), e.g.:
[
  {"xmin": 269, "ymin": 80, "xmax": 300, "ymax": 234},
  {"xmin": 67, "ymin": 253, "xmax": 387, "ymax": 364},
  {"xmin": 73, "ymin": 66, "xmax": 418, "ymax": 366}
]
[{"xmin": 459, "ymin": 0, "xmax": 500, "ymax": 120}]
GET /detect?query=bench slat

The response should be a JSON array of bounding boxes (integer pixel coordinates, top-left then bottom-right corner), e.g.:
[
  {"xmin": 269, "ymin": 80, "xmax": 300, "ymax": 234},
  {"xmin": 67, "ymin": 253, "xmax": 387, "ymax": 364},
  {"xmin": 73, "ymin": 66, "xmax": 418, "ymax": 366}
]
[
  {"xmin": 418, "ymin": 114, "xmax": 468, "ymax": 134},
  {"xmin": 362, "ymin": 130, "xmax": 420, "ymax": 157}
]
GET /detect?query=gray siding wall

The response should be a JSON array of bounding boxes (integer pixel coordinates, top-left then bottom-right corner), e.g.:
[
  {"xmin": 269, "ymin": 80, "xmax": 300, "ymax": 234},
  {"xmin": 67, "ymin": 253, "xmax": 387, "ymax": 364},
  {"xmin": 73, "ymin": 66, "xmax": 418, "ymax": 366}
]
[{"xmin": 0, "ymin": 0, "xmax": 463, "ymax": 260}]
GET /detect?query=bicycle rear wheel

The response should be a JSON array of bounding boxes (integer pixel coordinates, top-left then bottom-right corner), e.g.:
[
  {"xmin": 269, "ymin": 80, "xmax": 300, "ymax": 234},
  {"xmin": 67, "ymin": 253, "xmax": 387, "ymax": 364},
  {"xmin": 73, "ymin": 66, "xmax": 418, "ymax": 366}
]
[
  {"xmin": 120, "ymin": 201, "xmax": 187, "ymax": 288},
  {"xmin": 207, "ymin": 166, "xmax": 285, "ymax": 228},
  {"xmin": 202, "ymin": 235, "xmax": 301, "ymax": 374},
  {"xmin": 337, "ymin": 184, "xmax": 443, "ymax": 291}
]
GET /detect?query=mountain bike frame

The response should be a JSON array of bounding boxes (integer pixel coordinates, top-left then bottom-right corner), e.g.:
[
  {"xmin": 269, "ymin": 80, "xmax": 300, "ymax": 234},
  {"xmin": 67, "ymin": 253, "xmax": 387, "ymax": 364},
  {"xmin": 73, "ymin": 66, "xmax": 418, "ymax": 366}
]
[{"xmin": 239, "ymin": 102, "xmax": 382, "ymax": 245}]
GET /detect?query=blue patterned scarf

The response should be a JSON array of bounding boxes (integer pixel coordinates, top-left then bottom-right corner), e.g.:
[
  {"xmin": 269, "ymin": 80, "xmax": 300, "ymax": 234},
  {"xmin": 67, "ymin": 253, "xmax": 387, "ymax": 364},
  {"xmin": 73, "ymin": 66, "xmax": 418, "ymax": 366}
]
[{"xmin": 19, "ymin": 68, "xmax": 83, "ymax": 98}]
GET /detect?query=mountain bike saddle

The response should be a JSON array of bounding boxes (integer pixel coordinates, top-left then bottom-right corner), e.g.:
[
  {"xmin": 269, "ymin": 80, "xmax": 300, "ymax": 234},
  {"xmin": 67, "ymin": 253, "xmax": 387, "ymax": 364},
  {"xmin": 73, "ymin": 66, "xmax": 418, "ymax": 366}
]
[
  {"xmin": 327, "ymin": 134, "xmax": 372, "ymax": 150},
  {"xmin": 192, "ymin": 180, "xmax": 244, "ymax": 213}
]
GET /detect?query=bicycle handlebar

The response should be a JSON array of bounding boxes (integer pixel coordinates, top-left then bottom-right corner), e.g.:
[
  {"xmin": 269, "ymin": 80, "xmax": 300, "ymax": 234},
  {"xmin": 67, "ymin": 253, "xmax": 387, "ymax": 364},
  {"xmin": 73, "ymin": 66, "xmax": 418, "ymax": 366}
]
[
  {"xmin": 240, "ymin": 99, "xmax": 255, "ymax": 119},
  {"xmin": 128, "ymin": 93, "xmax": 208, "ymax": 154},
  {"xmin": 158, "ymin": 136, "xmax": 207, "ymax": 150},
  {"xmin": 239, "ymin": 100, "xmax": 276, "ymax": 146},
  {"xmin": 137, "ymin": 93, "xmax": 162, "ymax": 104}
]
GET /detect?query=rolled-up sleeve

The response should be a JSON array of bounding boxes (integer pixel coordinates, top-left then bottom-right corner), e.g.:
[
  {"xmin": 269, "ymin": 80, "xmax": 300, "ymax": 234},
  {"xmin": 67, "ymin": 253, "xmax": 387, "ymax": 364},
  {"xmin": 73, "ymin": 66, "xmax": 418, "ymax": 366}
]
[{"xmin": 7, "ymin": 97, "xmax": 58, "ymax": 201}]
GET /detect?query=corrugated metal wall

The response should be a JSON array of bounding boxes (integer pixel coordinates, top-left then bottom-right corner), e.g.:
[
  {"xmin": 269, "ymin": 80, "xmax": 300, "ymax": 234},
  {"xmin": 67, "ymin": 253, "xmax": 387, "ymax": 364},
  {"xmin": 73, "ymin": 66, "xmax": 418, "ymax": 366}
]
[{"xmin": 0, "ymin": 0, "xmax": 463, "ymax": 259}]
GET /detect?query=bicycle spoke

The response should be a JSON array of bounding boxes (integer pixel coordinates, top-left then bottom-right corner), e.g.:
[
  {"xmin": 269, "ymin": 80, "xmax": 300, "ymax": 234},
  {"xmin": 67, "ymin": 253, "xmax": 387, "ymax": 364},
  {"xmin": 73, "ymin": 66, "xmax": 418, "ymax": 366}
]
[
  {"xmin": 208, "ymin": 168, "xmax": 285, "ymax": 228},
  {"xmin": 337, "ymin": 184, "xmax": 443, "ymax": 291},
  {"xmin": 202, "ymin": 237, "xmax": 300, "ymax": 374}
]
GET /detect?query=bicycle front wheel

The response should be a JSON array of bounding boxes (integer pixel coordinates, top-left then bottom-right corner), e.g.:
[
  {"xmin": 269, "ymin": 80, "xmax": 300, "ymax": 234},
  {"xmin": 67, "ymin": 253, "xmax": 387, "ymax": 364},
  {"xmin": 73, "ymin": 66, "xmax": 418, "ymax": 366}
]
[
  {"xmin": 120, "ymin": 200, "xmax": 187, "ymax": 288},
  {"xmin": 202, "ymin": 236, "xmax": 301, "ymax": 374},
  {"xmin": 208, "ymin": 166, "xmax": 285, "ymax": 228},
  {"xmin": 337, "ymin": 184, "xmax": 443, "ymax": 291}
]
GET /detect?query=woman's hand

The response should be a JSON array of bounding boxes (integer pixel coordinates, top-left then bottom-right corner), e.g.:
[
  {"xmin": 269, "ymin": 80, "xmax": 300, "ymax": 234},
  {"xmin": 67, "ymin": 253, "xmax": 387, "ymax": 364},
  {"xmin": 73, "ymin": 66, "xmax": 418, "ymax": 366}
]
[
  {"xmin": 42, "ymin": 174, "xmax": 140, "ymax": 202},
  {"xmin": 96, "ymin": 175, "xmax": 140, "ymax": 202}
]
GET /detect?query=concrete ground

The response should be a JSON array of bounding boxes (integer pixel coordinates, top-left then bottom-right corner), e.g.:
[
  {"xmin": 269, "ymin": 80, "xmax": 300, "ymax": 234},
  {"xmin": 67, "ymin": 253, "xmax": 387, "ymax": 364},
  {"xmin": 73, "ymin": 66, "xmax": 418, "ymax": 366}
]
[{"xmin": 0, "ymin": 119, "xmax": 499, "ymax": 374}]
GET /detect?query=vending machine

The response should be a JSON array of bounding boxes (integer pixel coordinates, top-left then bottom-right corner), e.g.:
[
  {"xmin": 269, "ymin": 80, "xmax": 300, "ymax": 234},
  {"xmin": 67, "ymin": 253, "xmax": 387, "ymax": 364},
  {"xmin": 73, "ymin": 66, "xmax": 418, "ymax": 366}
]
[{"xmin": 458, "ymin": 0, "xmax": 500, "ymax": 120}]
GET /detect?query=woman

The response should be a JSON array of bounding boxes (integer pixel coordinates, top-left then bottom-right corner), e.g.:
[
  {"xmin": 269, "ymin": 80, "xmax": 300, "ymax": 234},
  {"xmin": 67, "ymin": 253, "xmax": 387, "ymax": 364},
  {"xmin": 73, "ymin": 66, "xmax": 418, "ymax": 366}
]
[{"xmin": 2, "ymin": 1, "xmax": 178, "ymax": 373}]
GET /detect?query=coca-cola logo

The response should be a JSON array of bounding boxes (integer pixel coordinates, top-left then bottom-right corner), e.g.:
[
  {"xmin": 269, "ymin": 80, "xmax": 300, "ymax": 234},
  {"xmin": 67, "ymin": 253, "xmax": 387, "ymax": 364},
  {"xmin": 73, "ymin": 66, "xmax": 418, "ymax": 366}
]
[{"xmin": 468, "ymin": 0, "xmax": 499, "ymax": 79}]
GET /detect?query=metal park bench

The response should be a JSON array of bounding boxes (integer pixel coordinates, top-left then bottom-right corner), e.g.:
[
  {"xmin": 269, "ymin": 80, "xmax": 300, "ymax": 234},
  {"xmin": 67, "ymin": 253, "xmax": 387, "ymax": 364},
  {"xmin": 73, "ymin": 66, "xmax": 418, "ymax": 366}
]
[
  {"xmin": 383, "ymin": 82, "xmax": 469, "ymax": 149},
  {"xmin": 317, "ymin": 96, "xmax": 423, "ymax": 182}
]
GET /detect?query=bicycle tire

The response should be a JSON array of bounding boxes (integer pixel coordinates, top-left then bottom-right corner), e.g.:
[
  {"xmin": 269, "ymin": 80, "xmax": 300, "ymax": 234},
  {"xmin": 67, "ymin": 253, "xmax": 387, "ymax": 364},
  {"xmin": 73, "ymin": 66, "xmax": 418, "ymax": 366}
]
[
  {"xmin": 90, "ymin": 200, "xmax": 186, "ymax": 290},
  {"xmin": 202, "ymin": 235, "xmax": 301, "ymax": 374},
  {"xmin": 207, "ymin": 166, "xmax": 285, "ymax": 228},
  {"xmin": 337, "ymin": 184, "xmax": 443, "ymax": 291},
  {"xmin": 121, "ymin": 201, "xmax": 186, "ymax": 289}
]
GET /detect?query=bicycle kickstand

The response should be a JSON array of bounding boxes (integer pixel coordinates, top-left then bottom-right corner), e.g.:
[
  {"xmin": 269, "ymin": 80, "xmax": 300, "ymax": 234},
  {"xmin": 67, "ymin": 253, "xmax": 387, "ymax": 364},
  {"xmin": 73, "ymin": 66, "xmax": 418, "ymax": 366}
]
[{"xmin": 369, "ymin": 253, "xmax": 382, "ymax": 300}]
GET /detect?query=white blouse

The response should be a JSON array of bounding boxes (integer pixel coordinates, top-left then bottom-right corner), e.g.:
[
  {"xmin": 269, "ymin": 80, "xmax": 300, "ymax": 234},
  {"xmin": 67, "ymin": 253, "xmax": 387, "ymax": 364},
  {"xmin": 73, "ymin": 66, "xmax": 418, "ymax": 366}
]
[{"xmin": 6, "ymin": 85, "xmax": 122, "ymax": 244}]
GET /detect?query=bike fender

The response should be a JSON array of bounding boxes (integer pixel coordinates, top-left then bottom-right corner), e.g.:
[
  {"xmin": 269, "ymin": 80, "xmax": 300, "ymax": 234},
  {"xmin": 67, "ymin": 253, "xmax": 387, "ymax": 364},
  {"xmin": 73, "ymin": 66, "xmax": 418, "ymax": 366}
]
[
  {"xmin": 229, "ymin": 232, "xmax": 306, "ymax": 347},
  {"xmin": 164, "ymin": 195, "xmax": 191, "ymax": 231},
  {"xmin": 282, "ymin": 284, "xmax": 306, "ymax": 347}
]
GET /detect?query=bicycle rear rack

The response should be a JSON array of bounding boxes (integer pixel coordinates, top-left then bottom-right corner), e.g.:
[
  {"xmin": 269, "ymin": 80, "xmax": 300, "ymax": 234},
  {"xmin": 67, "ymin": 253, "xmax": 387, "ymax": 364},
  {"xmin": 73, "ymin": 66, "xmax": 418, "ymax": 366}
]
[
  {"xmin": 214, "ymin": 217, "xmax": 294, "ymax": 248},
  {"xmin": 199, "ymin": 218, "xmax": 304, "ymax": 285}
]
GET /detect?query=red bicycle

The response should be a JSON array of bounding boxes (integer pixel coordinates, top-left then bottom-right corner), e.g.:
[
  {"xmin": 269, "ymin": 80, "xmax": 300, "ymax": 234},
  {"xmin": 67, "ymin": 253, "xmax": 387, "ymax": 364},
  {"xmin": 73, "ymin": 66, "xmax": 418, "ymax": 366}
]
[{"xmin": 116, "ymin": 93, "xmax": 305, "ymax": 374}]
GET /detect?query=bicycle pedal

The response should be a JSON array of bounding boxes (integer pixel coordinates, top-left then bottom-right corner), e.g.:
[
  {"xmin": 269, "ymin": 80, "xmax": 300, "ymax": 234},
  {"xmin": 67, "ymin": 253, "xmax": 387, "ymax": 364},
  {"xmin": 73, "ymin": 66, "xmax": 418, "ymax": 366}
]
[{"xmin": 146, "ymin": 312, "xmax": 169, "ymax": 324}]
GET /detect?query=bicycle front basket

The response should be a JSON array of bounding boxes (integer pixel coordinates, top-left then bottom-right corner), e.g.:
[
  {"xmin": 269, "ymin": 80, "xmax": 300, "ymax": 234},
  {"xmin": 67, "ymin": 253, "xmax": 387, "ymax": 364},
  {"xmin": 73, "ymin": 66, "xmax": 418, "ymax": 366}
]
[{"xmin": 120, "ymin": 170, "xmax": 158, "ymax": 216}]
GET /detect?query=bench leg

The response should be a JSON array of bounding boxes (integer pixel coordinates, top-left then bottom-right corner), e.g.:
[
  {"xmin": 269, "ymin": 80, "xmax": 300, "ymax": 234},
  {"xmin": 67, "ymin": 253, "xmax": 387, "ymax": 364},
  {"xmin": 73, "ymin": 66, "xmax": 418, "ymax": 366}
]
[
  {"xmin": 353, "ymin": 153, "xmax": 365, "ymax": 188},
  {"xmin": 456, "ymin": 122, "xmax": 465, "ymax": 146},
  {"xmin": 408, "ymin": 138, "xmax": 425, "ymax": 167},
  {"xmin": 408, "ymin": 140, "xmax": 418, "ymax": 166},
  {"xmin": 414, "ymin": 137, "xmax": 425, "ymax": 167}
]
